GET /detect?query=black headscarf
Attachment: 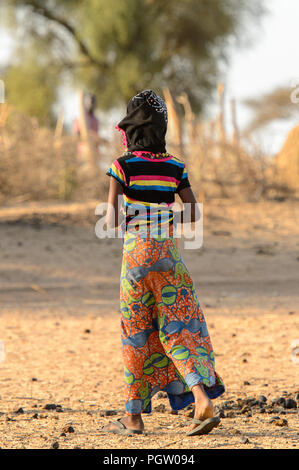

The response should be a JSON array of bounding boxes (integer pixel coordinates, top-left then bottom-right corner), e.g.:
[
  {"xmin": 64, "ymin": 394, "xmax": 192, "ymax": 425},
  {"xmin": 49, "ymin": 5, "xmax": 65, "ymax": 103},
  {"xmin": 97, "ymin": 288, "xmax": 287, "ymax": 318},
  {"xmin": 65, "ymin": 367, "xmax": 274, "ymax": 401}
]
[{"xmin": 117, "ymin": 90, "xmax": 168, "ymax": 154}]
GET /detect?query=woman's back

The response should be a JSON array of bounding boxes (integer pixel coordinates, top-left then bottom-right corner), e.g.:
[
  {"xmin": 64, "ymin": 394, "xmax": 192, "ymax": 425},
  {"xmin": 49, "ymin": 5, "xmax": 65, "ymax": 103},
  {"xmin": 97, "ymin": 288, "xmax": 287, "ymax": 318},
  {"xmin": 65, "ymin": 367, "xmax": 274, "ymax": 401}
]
[{"xmin": 107, "ymin": 151, "xmax": 190, "ymax": 233}]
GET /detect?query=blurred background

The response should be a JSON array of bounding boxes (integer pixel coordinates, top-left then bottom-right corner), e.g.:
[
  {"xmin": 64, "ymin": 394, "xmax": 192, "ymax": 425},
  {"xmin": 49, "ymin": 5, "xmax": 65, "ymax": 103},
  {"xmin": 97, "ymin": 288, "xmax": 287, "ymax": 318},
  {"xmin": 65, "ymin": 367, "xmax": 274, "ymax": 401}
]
[
  {"xmin": 0, "ymin": 0, "xmax": 299, "ymax": 205},
  {"xmin": 0, "ymin": 1, "xmax": 298, "ymax": 450}
]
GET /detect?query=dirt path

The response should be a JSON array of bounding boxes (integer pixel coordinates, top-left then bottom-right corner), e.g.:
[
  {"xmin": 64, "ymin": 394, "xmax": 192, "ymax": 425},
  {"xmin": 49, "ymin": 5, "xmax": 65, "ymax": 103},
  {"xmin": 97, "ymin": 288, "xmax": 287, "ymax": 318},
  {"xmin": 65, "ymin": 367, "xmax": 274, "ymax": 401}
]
[{"xmin": 0, "ymin": 200, "xmax": 298, "ymax": 449}]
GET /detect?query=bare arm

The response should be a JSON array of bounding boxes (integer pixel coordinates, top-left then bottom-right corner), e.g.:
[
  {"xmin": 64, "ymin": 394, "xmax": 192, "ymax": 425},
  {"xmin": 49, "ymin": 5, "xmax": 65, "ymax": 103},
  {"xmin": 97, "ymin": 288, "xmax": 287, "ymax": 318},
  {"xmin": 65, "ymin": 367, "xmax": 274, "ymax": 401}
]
[
  {"xmin": 105, "ymin": 177, "xmax": 124, "ymax": 228},
  {"xmin": 175, "ymin": 187, "xmax": 201, "ymax": 224}
]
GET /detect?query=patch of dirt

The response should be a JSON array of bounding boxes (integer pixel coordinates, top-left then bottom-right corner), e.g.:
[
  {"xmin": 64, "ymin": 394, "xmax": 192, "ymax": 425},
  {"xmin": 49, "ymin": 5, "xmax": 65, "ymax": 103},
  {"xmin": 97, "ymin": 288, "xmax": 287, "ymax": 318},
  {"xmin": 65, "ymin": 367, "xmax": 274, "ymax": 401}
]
[{"xmin": 0, "ymin": 199, "xmax": 298, "ymax": 449}]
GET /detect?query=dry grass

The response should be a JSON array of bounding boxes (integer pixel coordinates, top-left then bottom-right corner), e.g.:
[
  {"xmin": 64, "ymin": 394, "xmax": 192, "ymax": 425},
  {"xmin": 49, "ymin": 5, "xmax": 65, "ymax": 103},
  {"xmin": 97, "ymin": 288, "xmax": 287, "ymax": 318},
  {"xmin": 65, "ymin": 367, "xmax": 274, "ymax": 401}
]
[{"xmin": 0, "ymin": 103, "xmax": 297, "ymax": 206}]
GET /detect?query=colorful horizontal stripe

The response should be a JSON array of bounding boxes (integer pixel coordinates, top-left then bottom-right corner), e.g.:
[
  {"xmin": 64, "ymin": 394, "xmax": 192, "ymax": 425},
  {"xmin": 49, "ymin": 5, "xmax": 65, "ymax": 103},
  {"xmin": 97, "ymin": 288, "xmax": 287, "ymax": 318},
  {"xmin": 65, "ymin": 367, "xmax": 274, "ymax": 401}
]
[{"xmin": 106, "ymin": 151, "xmax": 191, "ymax": 230}]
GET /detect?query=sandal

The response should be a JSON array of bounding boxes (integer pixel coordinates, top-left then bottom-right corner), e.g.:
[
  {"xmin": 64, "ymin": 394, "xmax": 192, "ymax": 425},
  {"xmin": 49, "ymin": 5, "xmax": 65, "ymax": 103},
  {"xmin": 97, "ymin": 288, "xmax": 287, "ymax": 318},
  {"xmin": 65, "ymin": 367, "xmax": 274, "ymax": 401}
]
[
  {"xmin": 101, "ymin": 418, "xmax": 143, "ymax": 435},
  {"xmin": 186, "ymin": 416, "xmax": 220, "ymax": 436}
]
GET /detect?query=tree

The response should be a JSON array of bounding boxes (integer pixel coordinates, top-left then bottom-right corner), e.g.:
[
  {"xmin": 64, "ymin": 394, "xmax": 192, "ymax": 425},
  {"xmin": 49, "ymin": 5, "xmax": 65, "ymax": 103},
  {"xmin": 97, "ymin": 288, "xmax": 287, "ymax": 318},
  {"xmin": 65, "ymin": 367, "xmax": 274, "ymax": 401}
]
[
  {"xmin": 244, "ymin": 86, "xmax": 299, "ymax": 135},
  {"xmin": 2, "ymin": 0, "xmax": 265, "ymax": 122}
]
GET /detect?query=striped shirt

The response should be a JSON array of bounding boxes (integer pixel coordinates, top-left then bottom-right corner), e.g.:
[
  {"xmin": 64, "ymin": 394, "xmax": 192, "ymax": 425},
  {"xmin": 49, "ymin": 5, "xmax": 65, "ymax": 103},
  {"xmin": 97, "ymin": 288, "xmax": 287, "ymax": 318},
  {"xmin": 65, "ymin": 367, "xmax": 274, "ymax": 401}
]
[{"xmin": 106, "ymin": 152, "xmax": 191, "ymax": 233}]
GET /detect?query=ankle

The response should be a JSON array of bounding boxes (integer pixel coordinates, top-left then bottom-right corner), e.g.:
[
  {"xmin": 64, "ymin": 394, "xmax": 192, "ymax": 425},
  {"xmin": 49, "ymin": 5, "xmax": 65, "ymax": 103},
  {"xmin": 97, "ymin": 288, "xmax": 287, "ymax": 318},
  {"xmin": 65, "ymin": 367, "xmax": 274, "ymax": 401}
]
[{"xmin": 127, "ymin": 414, "xmax": 142, "ymax": 423}]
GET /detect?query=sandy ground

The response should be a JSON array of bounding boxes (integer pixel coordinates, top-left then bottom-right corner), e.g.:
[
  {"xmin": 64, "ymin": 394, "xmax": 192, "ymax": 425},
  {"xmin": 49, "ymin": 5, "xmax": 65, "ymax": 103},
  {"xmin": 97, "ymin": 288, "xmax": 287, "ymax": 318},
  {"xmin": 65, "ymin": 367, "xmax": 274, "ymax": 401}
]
[{"xmin": 0, "ymin": 199, "xmax": 298, "ymax": 449}]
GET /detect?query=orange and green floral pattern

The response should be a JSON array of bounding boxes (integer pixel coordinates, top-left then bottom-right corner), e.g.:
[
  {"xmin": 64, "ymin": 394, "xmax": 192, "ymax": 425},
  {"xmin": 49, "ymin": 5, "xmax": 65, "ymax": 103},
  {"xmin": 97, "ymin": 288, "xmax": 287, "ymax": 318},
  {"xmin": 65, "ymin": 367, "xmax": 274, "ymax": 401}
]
[{"xmin": 120, "ymin": 231, "xmax": 225, "ymax": 415}]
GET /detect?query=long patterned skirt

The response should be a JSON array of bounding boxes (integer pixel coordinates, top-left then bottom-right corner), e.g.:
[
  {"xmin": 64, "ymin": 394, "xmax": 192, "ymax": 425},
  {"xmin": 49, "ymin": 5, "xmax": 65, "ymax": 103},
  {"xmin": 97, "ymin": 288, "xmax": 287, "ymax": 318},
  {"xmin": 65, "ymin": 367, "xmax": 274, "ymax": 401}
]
[{"xmin": 120, "ymin": 230, "xmax": 225, "ymax": 415}]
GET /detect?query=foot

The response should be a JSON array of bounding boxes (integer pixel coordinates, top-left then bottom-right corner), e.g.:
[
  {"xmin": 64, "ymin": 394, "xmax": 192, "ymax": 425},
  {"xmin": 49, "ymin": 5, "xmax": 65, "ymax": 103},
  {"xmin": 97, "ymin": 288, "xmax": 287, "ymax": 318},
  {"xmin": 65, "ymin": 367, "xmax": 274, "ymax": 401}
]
[
  {"xmin": 187, "ymin": 397, "xmax": 214, "ymax": 434},
  {"xmin": 102, "ymin": 415, "xmax": 144, "ymax": 433}
]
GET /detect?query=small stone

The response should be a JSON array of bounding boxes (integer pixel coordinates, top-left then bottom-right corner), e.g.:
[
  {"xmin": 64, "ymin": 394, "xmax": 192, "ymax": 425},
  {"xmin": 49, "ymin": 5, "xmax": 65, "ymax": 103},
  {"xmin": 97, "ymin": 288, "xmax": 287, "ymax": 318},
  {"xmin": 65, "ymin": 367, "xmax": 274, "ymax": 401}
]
[
  {"xmin": 258, "ymin": 395, "xmax": 267, "ymax": 404},
  {"xmin": 31, "ymin": 378, "xmax": 38, "ymax": 382},
  {"xmin": 169, "ymin": 410, "xmax": 178, "ymax": 415},
  {"xmin": 271, "ymin": 397, "xmax": 285, "ymax": 406},
  {"xmin": 243, "ymin": 381, "xmax": 250, "ymax": 386},
  {"xmin": 242, "ymin": 358, "xmax": 248, "ymax": 363},
  {"xmin": 241, "ymin": 406, "xmax": 250, "ymax": 414},
  {"xmin": 241, "ymin": 436, "xmax": 250, "ymax": 444},
  {"xmin": 284, "ymin": 398, "xmax": 297, "ymax": 409},
  {"xmin": 62, "ymin": 425, "xmax": 75, "ymax": 433},
  {"xmin": 100, "ymin": 410, "xmax": 118, "ymax": 417},
  {"xmin": 52, "ymin": 442, "xmax": 59, "ymax": 449},
  {"xmin": 236, "ymin": 398, "xmax": 245, "ymax": 408},
  {"xmin": 6, "ymin": 416, "xmax": 16, "ymax": 422},
  {"xmin": 245, "ymin": 398, "xmax": 258, "ymax": 406},
  {"xmin": 32, "ymin": 413, "xmax": 38, "ymax": 419},
  {"xmin": 84, "ymin": 329, "xmax": 91, "ymax": 334},
  {"xmin": 275, "ymin": 418, "xmax": 288, "ymax": 427},
  {"xmin": 16, "ymin": 407, "xmax": 24, "ymax": 414},
  {"xmin": 60, "ymin": 432, "xmax": 66, "ymax": 437},
  {"xmin": 44, "ymin": 404, "xmax": 59, "ymax": 411}
]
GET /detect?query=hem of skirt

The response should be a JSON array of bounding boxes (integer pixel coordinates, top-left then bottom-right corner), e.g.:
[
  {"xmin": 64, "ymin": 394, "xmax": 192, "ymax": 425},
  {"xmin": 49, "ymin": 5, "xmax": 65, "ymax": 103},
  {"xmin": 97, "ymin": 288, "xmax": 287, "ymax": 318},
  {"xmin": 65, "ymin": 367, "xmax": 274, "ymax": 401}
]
[{"xmin": 125, "ymin": 384, "xmax": 225, "ymax": 415}]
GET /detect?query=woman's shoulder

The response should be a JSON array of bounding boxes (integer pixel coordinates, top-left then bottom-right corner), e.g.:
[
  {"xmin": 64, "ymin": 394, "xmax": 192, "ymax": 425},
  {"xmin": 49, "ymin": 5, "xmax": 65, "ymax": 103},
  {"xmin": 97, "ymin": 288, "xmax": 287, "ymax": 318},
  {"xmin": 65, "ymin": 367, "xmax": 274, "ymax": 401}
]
[{"xmin": 167, "ymin": 154, "xmax": 187, "ymax": 169}]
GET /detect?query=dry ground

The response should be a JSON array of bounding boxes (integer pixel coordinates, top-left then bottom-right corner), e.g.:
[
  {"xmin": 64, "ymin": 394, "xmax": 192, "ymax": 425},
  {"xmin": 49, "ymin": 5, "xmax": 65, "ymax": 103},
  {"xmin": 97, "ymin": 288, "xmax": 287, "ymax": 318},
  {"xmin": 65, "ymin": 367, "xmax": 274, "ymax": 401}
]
[{"xmin": 0, "ymin": 199, "xmax": 298, "ymax": 449}]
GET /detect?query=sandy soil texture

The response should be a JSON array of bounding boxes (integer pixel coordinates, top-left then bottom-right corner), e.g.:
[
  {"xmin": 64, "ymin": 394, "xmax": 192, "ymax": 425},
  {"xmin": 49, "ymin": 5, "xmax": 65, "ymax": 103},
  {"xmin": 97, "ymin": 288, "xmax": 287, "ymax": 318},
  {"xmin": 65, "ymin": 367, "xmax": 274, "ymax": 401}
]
[{"xmin": 0, "ymin": 199, "xmax": 298, "ymax": 449}]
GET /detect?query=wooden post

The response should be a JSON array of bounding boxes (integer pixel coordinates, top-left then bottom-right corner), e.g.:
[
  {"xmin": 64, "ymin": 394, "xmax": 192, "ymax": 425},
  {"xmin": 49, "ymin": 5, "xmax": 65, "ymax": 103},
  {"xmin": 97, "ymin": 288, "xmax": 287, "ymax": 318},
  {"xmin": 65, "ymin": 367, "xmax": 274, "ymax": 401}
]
[
  {"xmin": 217, "ymin": 83, "xmax": 226, "ymax": 144},
  {"xmin": 231, "ymin": 98, "xmax": 240, "ymax": 148},
  {"xmin": 78, "ymin": 89, "xmax": 98, "ymax": 172},
  {"xmin": 163, "ymin": 88, "xmax": 183, "ymax": 154}
]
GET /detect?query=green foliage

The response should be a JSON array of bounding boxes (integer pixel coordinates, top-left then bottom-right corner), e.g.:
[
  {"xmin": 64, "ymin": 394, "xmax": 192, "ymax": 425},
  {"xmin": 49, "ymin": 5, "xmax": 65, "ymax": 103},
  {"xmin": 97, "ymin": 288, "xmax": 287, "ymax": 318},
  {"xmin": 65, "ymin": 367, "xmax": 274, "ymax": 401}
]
[
  {"xmin": 2, "ymin": 0, "xmax": 265, "ymax": 119},
  {"xmin": 4, "ymin": 56, "xmax": 59, "ymax": 125}
]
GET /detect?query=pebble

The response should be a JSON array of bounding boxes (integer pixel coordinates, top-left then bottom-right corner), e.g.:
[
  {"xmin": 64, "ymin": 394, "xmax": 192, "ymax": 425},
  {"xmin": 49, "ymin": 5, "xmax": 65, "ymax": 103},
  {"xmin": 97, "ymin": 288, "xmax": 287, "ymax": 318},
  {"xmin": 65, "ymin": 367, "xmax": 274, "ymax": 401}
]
[
  {"xmin": 271, "ymin": 397, "xmax": 285, "ymax": 406},
  {"xmin": 240, "ymin": 436, "xmax": 250, "ymax": 444},
  {"xmin": 284, "ymin": 398, "xmax": 297, "ymax": 409},
  {"xmin": 243, "ymin": 381, "xmax": 250, "ymax": 386},
  {"xmin": 258, "ymin": 395, "xmax": 267, "ymax": 403},
  {"xmin": 100, "ymin": 410, "xmax": 118, "ymax": 417},
  {"xmin": 241, "ymin": 406, "xmax": 250, "ymax": 414},
  {"xmin": 62, "ymin": 425, "xmax": 75, "ymax": 433},
  {"xmin": 52, "ymin": 442, "xmax": 59, "ymax": 449},
  {"xmin": 44, "ymin": 404, "xmax": 60, "ymax": 411},
  {"xmin": 269, "ymin": 416, "xmax": 280, "ymax": 423},
  {"xmin": 275, "ymin": 418, "xmax": 288, "ymax": 427}
]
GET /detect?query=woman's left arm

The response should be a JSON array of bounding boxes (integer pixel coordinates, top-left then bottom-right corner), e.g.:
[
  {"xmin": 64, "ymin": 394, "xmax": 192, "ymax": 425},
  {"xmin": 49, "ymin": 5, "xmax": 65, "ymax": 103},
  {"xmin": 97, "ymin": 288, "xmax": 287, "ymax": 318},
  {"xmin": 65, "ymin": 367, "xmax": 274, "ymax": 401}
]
[
  {"xmin": 176, "ymin": 187, "xmax": 201, "ymax": 224},
  {"xmin": 106, "ymin": 177, "xmax": 124, "ymax": 228}
]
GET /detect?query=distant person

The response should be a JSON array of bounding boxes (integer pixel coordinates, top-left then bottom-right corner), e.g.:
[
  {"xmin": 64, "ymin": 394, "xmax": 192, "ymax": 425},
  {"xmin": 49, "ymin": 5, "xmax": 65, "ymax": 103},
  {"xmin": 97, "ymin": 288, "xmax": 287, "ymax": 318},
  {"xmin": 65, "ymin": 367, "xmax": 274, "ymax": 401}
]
[
  {"xmin": 73, "ymin": 93, "xmax": 107, "ymax": 165},
  {"xmin": 102, "ymin": 90, "xmax": 225, "ymax": 437},
  {"xmin": 73, "ymin": 93, "xmax": 99, "ymax": 137}
]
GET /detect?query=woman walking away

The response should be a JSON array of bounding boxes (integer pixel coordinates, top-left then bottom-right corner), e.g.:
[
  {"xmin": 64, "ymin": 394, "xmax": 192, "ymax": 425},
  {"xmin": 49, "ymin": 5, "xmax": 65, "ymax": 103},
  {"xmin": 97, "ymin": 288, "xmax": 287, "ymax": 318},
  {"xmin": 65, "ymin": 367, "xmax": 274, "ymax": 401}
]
[{"xmin": 102, "ymin": 90, "xmax": 225, "ymax": 437}]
